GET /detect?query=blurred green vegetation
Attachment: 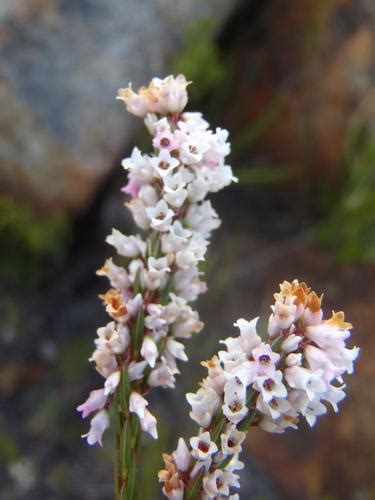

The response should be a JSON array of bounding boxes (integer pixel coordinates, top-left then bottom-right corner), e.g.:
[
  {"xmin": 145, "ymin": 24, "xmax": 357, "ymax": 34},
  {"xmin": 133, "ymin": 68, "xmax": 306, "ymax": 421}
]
[
  {"xmin": 317, "ymin": 123, "xmax": 375, "ymax": 263},
  {"xmin": 173, "ymin": 17, "xmax": 226, "ymax": 102},
  {"xmin": 0, "ymin": 430, "xmax": 20, "ymax": 465},
  {"xmin": 0, "ymin": 194, "xmax": 71, "ymax": 286},
  {"xmin": 174, "ymin": 18, "xmax": 294, "ymax": 188}
]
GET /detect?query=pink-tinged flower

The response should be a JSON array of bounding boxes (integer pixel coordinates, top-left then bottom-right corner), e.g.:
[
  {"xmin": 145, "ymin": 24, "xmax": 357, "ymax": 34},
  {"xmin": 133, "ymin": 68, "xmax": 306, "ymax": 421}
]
[
  {"xmin": 82, "ymin": 409, "xmax": 110, "ymax": 446},
  {"xmin": 153, "ymin": 130, "xmax": 180, "ymax": 152},
  {"xmin": 76, "ymin": 389, "xmax": 107, "ymax": 419},
  {"xmin": 121, "ymin": 178, "xmax": 141, "ymax": 198},
  {"xmin": 251, "ymin": 343, "xmax": 280, "ymax": 376}
]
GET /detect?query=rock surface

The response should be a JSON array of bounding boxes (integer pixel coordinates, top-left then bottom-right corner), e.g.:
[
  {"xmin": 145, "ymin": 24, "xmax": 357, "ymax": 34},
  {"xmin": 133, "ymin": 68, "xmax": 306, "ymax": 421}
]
[
  {"xmin": 221, "ymin": 0, "xmax": 374, "ymax": 183},
  {"xmin": 0, "ymin": 0, "xmax": 235, "ymax": 214}
]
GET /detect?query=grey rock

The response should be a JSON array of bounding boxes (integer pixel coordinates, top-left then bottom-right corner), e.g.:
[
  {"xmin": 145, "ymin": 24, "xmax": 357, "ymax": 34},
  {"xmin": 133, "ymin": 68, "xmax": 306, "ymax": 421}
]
[{"xmin": 0, "ymin": 0, "xmax": 236, "ymax": 214}]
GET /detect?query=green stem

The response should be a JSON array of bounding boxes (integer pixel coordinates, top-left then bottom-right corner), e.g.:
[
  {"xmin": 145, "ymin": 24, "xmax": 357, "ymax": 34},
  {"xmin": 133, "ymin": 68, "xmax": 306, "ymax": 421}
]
[{"xmin": 115, "ymin": 369, "xmax": 141, "ymax": 500}]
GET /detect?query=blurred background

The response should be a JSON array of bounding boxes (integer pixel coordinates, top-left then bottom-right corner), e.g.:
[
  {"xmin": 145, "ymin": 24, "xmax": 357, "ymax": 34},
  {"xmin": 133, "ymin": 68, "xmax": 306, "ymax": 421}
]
[{"xmin": 0, "ymin": 1, "xmax": 374, "ymax": 499}]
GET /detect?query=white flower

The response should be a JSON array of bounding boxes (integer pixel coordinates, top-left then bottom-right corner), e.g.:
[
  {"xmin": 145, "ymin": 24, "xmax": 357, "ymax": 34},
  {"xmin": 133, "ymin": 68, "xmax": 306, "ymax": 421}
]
[
  {"xmin": 165, "ymin": 338, "xmax": 188, "ymax": 362},
  {"xmin": 148, "ymin": 362, "xmax": 176, "ymax": 389},
  {"xmin": 285, "ymin": 353, "xmax": 302, "ymax": 367},
  {"xmin": 220, "ymin": 425, "xmax": 246, "ymax": 455},
  {"xmin": 256, "ymin": 393, "xmax": 292, "ymax": 420},
  {"xmin": 158, "ymin": 74, "xmax": 190, "ymax": 113},
  {"xmin": 179, "ymin": 112, "xmax": 209, "ymax": 133},
  {"xmin": 304, "ymin": 345, "xmax": 340, "ymax": 382},
  {"xmin": 185, "ymin": 201, "xmax": 220, "ymax": 238},
  {"xmin": 187, "ymin": 384, "xmax": 221, "ymax": 428},
  {"xmin": 141, "ymin": 336, "xmax": 158, "ymax": 368},
  {"xmin": 104, "ymin": 370, "xmax": 121, "ymax": 396},
  {"xmin": 178, "ymin": 132, "xmax": 210, "ymax": 165},
  {"xmin": 251, "ymin": 343, "xmax": 280, "ymax": 376},
  {"xmin": 127, "ymin": 199, "xmax": 150, "ymax": 230},
  {"xmin": 281, "ymin": 333, "xmax": 301, "ymax": 354},
  {"xmin": 139, "ymin": 185, "xmax": 159, "ymax": 206},
  {"xmin": 106, "ymin": 230, "xmax": 146, "ymax": 257},
  {"xmin": 144, "ymin": 256, "xmax": 171, "ymax": 290},
  {"xmin": 233, "ymin": 317, "xmax": 262, "ymax": 355},
  {"xmin": 150, "ymin": 150, "xmax": 180, "ymax": 178},
  {"xmin": 117, "ymin": 84, "xmax": 153, "ymax": 117},
  {"xmin": 129, "ymin": 391, "xmax": 148, "ymax": 419},
  {"xmin": 95, "ymin": 322, "xmax": 130, "ymax": 354},
  {"xmin": 163, "ymin": 173, "xmax": 188, "ymax": 208},
  {"xmin": 82, "ymin": 409, "xmax": 110, "ymax": 446},
  {"xmin": 140, "ymin": 408, "xmax": 158, "ymax": 439},
  {"xmin": 202, "ymin": 470, "xmax": 233, "ymax": 497},
  {"xmin": 222, "ymin": 378, "xmax": 248, "ymax": 425},
  {"xmin": 121, "ymin": 147, "xmax": 154, "ymax": 183},
  {"xmin": 90, "ymin": 349, "xmax": 117, "ymax": 378},
  {"xmin": 173, "ymin": 438, "xmax": 191, "ymax": 472},
  {"xmin": 284, "ymin": 366, "xmax": 327, "ymax": 400},
  {"xmin": 161, "ymin": 221, "xmax": 192, "ymax": 253},
  {"xmin": 96, "ymin": 258, "xmax": 131, "ymax": 290},
  {"xmin": 128, "ymin": 360, "xmax": 148, "ymax": 381},
  {"xmin": 253, "ymin": 371, "xmax": 288, "ymax": 403},
  {"xmin": 322, "ymin": 383, "xmax": 346, "ymax": 412},
  {"xmin": 190, "ymin": 432, "xmax": 218, "ymax": 460},
  {"xmin": 269, "ymin": 296, "xmax": 297, "ymax": 333},
  {"xmin": 146, "ymin": 200, "xmax": 175, "ymax": 232}
]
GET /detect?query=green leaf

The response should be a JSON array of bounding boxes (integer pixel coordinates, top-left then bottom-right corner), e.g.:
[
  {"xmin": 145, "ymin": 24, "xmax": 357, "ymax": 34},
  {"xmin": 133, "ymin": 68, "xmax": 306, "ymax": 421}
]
[
  {"xmin": 160, "ymin": 277, "xmax": 173, "ymax": 305},
  {"xmin": 133, "ymin": 268, "xmax": 142, "ymax": 295},
  {"xmin": 132, "ymin": 309, "xmax": 145, "ymax": 356}
]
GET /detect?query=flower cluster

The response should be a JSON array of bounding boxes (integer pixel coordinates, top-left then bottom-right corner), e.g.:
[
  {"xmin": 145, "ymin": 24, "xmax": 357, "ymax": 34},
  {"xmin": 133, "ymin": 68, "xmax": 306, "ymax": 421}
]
[
  {"xmin": 159, "ymin": 280, "xmax": 359, "ymax": 499},
  {"xmin": 77, "ymin": 75, "xmax": 236, "ymax": 446}
]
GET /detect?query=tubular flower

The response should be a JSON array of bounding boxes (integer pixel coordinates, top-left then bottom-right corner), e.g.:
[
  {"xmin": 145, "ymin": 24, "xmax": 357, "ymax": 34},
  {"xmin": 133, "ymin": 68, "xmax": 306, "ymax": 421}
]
[
  {"xmin": 159, "ymin": 280, "xmax": 359, "ymax": 499},
  {"xmin": 77, "ymin": 74, "xmax": 236, "ymax": 448}
]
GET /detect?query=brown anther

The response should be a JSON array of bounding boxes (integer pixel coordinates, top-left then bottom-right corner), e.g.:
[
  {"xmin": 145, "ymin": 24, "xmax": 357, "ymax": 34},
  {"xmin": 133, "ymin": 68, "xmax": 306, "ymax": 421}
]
[
  {"xmin": 263, "ymin": 378, "xmax": 275, "ymax": 391},
  {"xmin": 259, "ymin": 354, "xmax": 271, "ymax": 364},
  {"xmin": 160, "ymin": 138, "xmax": 170, "ymax": 147},
  {"xmin": 229, "ymin": 400, "xmax": 242, "ymax": 412},
  {"xmin": 198, "ymin": 441, "xmax": 209, "ymax": 453},
  {"xmin": 269, "ymin": 398, "xmax": 278, "ymax": 409}
]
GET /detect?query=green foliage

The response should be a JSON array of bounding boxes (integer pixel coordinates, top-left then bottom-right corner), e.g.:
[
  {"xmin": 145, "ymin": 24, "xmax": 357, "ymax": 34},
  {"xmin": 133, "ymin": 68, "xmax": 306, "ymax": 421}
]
[
  {"xmin": 173, "ymin": 17, "xmax": 226, "ymax": 101},
  {"xmin": 236, "ymin": 164, "xmax": 295, "ymax": 185},
  {"xmin": 231, "ymin": 97, "xmax": 284, "ymax": 157},
  {"xmin": 317, "ymin": 123, "xmax": 375, "ymax": 263},
  {"xmin": 0, "ymin": 430, "xmax": 19, "ymax": 464},
  {"xmin": 56, "ymin": 338, "xmax": 91, "ymax": 383},
  {"xmin": 0, "ymin": 194, "xmax": 70, "ymax": 257},
  {"xmin": 137, "ymin": 419, "xmax": 168, "ymax": 500},
  {"xmin": 0, "ymin": 194, "xmax": 71, "ymax": 285}
]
